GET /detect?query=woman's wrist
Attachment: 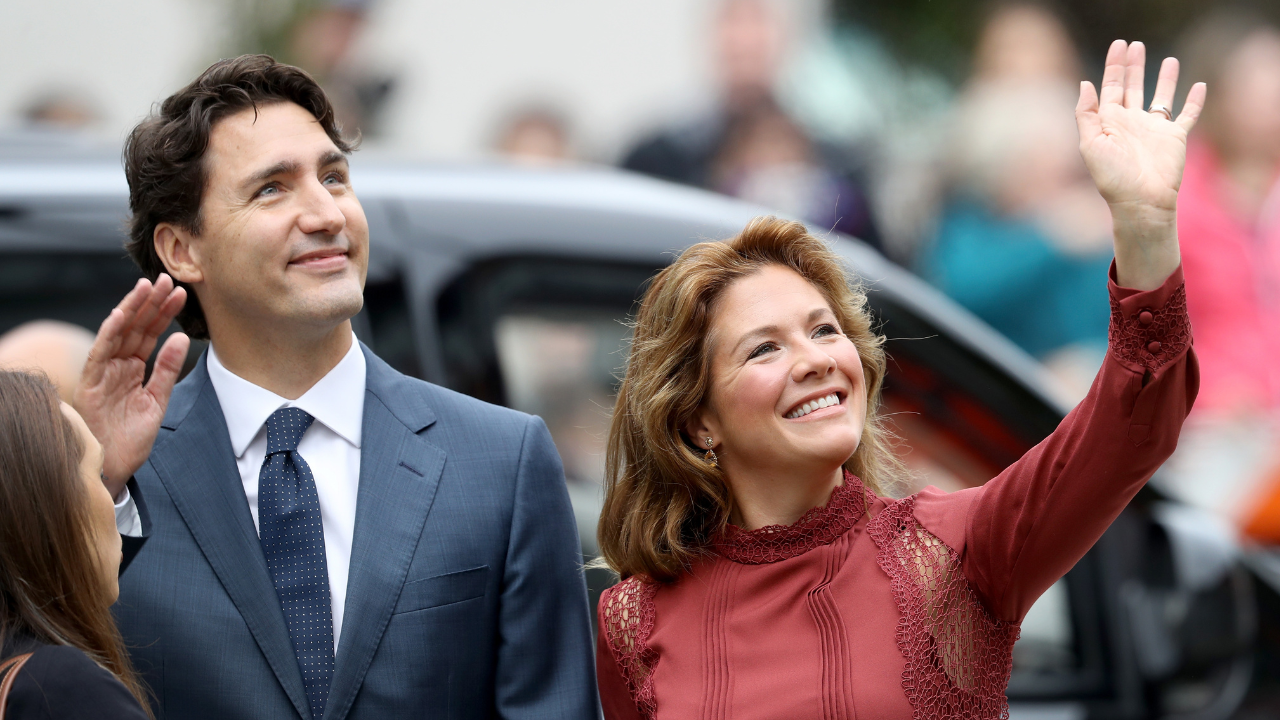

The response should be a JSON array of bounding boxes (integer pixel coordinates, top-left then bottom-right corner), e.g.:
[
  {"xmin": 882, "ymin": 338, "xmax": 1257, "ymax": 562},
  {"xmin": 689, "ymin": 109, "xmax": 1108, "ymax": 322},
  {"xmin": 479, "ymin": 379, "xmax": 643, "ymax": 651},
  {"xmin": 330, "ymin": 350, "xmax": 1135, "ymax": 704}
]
[{"xmin": 1109, "ymin": 202, "xmax": 1181, "ymax": 291}]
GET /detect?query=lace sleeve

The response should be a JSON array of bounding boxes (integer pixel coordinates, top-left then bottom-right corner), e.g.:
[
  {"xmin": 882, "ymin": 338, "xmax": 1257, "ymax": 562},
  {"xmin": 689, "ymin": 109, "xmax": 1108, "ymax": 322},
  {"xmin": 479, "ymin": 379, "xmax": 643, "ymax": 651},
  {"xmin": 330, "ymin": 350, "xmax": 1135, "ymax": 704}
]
[{"xmin": 599, "ymin": 577, "xmax": 659, "ymax": 720}]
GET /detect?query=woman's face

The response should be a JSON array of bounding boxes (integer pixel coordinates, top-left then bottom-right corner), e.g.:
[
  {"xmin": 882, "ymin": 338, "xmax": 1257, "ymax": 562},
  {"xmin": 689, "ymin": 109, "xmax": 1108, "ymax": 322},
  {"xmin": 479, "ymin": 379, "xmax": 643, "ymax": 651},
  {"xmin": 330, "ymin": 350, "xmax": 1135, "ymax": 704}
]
[
  {"xmin": 60, "ymin": 402, "xmax": 121, "ymax": 602},
  {"xmin": 693, "ymin": 265, "xmax": 868, "ymax": 479}
]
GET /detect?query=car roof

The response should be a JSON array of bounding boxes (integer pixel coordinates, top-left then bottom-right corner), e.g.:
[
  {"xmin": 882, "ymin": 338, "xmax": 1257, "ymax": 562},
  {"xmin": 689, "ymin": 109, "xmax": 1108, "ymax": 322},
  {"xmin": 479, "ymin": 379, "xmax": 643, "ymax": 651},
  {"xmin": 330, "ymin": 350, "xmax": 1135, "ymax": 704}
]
[{"xmin": 0, "ymin": 142, "xmax": 1068, "ymax": 414}]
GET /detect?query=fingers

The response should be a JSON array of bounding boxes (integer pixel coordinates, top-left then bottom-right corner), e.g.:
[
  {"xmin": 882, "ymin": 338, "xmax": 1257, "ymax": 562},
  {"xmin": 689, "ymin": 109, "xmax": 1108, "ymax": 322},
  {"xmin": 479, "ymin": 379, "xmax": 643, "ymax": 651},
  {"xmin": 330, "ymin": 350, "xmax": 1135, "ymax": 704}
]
[
  {"xmin": 1177, "ymin": 82, "xmax": 1208, "ymax": 133},
  {"xmin": 135, "ymin": 284, "xmax": 187, "ymax": 362},
  {"xmin": 1123, "ymin": 41, "xmax": 1146, "ymax": 110},
  {"xmin": 1076, "ymin": 81, "xmax": 1102, "ymax": 144},
  {"xmin": 81, "ymin": 307, "xmax": 127, "ymax": 388},
  {"xmin": 1151, "ymin": 56, "xmax": 1179, "ymax": 112},
  {"xmin": 144, "ymin": 332, "xmax": 191, "ymax": 408},
  {"xmin": 1099, "ymin": 39, "xmax": 1128, "ymax": 108}
]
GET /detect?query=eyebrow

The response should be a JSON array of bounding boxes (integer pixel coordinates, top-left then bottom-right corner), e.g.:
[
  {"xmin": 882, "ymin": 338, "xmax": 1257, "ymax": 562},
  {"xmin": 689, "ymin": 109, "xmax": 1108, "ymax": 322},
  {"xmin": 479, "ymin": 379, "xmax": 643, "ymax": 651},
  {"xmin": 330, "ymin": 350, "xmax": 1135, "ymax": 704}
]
[
  {"xmin": 241, "ymin": 150, "xmax": 349, "ymax": 192},
  {"xmin": 730, "ymin": 307, "xmax": 833, "ymax": 356}
]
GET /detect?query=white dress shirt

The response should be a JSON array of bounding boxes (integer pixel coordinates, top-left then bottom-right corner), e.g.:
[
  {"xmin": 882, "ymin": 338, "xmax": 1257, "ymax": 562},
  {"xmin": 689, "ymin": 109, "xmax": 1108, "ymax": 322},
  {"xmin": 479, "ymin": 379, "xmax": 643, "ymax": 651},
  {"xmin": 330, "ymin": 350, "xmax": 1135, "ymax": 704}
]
[{"xmin": 115, "ymin": 335, "xmax": 366, "ymax": 645}]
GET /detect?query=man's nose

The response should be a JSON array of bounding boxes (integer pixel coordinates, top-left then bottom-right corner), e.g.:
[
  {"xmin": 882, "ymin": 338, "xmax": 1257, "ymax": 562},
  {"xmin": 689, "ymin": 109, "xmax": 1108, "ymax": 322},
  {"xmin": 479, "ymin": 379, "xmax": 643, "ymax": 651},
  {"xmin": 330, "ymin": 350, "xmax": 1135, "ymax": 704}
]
[{"xmin": 297, "ymin": 178, "xmax": 347, "ymax": 236}]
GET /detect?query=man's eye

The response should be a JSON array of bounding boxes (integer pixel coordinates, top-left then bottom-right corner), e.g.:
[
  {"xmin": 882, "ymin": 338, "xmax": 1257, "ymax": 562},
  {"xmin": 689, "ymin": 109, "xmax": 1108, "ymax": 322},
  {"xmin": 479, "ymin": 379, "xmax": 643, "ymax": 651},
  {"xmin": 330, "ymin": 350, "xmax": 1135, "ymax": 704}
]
[
  {"xmin": 323, "ymin": 173, "xmax": 344, "ymax": 186},
  {"xmin": 748, "ymin": 342, "xmax": 776, "ymax": 360},
  {"xmin": 256, "ymin": 184, "xmax": 279, "ymax": 198}
]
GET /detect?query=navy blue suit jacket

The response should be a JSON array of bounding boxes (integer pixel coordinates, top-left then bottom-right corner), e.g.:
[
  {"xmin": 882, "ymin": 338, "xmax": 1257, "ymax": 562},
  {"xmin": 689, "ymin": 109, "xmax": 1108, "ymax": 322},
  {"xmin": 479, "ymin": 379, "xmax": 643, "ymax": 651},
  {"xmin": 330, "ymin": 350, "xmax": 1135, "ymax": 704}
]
[{"xmin": 113, "ymin": 344, "xmax": 598, "ymax": 719}]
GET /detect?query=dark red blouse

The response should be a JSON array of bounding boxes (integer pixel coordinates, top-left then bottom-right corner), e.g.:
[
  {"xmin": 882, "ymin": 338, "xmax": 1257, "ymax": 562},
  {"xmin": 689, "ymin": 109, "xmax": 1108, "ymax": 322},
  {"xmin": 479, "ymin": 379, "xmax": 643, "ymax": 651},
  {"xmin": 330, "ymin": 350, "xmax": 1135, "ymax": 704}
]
[{"xmin": 598, "ymin": 265, "xmax": 1197, "ymax": 720}]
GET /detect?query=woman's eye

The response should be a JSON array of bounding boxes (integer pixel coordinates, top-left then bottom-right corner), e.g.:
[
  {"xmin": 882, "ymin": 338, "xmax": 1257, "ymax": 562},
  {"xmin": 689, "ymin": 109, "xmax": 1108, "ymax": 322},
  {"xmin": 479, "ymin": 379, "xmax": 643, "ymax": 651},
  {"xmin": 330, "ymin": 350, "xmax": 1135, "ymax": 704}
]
[
  {"xmin": 813, "ymin": 324, "xmax": 838, "ymax": 338},
  {"xmin": 747, "ymin": 342, "xmax": 776, "ymax": 360}
]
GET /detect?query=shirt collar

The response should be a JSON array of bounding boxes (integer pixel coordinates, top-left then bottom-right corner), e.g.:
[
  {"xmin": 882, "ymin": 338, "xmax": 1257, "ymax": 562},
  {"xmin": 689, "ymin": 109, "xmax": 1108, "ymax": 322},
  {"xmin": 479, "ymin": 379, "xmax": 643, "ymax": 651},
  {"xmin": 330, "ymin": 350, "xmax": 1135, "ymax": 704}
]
[{"xmin": 206, "ymin": 335, "xmax": 366, "ymax": 458}]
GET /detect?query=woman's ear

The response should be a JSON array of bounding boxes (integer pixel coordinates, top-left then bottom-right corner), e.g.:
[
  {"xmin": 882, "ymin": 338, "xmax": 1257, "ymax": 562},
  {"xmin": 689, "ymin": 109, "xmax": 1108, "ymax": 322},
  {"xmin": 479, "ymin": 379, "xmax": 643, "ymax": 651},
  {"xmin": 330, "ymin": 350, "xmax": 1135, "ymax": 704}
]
[{"xmin": 683, "ymin": 406, "xmax": 719, "ymax": 450}]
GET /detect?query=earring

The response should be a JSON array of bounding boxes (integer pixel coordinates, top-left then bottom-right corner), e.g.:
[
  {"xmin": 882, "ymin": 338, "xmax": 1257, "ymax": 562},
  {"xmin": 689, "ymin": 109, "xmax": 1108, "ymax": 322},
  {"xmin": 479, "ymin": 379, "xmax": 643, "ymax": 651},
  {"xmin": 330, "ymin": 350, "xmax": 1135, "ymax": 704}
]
[{"xmin": 704, "ymin": 437, "xmax": 718, "ymax": 468}]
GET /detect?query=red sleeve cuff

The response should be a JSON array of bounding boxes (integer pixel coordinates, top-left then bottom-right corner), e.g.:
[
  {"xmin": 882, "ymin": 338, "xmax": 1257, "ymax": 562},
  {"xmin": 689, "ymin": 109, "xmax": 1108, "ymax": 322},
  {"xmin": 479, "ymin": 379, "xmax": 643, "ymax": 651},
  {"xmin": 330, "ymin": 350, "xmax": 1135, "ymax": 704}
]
[{"xmin": 1106, "ymin": 261, "xmax": 1191, "ymax": 374}]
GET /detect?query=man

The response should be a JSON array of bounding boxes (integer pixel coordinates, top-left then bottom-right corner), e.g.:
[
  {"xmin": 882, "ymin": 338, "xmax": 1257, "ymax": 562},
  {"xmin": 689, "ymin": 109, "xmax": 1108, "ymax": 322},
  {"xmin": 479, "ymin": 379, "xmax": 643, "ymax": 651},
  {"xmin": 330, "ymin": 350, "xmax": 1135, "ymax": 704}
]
[{"xmin": 75, "ymin": 55, "xmax": 598, "ymax": 719}]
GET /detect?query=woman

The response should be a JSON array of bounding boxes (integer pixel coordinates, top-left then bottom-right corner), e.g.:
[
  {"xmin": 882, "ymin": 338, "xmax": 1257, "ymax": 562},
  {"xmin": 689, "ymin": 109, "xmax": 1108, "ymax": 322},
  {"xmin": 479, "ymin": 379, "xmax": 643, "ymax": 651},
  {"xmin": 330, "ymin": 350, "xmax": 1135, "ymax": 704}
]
[
  {"xmin": 0, "ymin": 371, "xmax": 151, "ymax": 718},
  {"xmin": 596, "ymin": 40, "xmax": 1204, "ymax": 719}
]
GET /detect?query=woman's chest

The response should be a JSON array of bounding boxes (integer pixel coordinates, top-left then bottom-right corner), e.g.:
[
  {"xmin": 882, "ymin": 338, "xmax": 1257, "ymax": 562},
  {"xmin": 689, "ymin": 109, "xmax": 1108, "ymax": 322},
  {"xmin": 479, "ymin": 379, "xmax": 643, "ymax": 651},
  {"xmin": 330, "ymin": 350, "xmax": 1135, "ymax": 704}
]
[{"xmin": 646, "ymin": 537, "xmax": 915, "ymax": 720}]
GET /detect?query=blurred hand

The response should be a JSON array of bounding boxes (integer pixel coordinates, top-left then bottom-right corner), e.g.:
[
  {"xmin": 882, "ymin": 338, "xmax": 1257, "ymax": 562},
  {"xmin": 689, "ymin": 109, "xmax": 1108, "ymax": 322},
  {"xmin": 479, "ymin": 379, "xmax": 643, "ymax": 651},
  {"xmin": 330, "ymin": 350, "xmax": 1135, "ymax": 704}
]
[
  {"xmin": 74, "ymin": 275, "xmax": 189, "ymax": 499},
  {"xmin": 1076, "ymin": 40, "xmax": 1207, "ymax": 290}
]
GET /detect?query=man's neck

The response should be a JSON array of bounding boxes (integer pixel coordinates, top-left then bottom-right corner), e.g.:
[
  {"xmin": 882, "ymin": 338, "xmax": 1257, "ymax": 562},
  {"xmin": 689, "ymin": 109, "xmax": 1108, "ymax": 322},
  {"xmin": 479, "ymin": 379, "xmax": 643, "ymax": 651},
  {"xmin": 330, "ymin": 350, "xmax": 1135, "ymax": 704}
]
[{"xmin": 209, "ymin": 320, "xmax": 354, "ymax": 400}]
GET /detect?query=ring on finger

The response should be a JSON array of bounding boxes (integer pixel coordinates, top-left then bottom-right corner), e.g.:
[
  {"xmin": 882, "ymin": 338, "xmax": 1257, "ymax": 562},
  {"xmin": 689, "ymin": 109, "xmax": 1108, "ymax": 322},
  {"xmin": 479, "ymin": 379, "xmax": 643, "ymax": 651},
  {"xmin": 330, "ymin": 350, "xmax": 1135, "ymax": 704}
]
[{"xmin": 1148, "ymin": 104, "xmax": 1173, "ymax": 121}]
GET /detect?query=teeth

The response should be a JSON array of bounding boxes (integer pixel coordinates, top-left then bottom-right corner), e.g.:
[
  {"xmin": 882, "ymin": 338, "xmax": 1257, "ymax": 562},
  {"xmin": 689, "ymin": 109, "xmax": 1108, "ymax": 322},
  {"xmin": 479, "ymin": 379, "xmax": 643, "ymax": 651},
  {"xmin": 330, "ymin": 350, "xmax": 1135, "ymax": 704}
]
[{"xmin": 786, "ymin": 393, "xmax": 841, "ymax": 419}]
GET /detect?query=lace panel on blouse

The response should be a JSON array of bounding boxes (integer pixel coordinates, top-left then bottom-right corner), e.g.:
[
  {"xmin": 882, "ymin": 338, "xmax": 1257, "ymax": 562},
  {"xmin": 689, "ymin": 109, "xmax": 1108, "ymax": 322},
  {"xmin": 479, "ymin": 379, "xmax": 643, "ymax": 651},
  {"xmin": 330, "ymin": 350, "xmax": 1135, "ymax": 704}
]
[
  {"xmin": 868, "ymin": 495, "xmax": 1020, "ymax": 720},
  {"xmin": 713, "ymin": 474, "xmax": 871, "ymax": 564},
  {"xmin": 600, "ymin": 576, "xmax": 659, "ymax": 719},
  {"xmin": 1109, "ymin": 282, "xmax": 1190, "ymax": 374}
]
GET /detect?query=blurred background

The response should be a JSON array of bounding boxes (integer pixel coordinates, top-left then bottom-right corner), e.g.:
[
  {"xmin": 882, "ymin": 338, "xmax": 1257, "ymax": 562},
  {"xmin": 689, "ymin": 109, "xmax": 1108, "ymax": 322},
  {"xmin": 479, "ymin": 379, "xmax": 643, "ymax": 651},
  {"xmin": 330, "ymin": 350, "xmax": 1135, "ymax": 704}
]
[
  {"xmin": 7, "ymin": 0, "xmax": 1278, "ymax": 554},
  {"xmin": 5, "ymin": 1, "xmax": 1280, "ymax": 713}
]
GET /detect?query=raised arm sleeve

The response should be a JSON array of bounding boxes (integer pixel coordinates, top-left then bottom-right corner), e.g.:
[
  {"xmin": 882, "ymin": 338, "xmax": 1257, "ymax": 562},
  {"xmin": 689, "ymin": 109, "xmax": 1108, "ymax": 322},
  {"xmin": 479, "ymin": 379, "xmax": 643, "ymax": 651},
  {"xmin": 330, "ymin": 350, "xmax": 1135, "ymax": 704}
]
[
  {"xmin": 495, "ymin": 416, "xmax": 600, "ymax": 719},
  {"xmin": 962, "ymin": 262, "xmax": 1198, "ymax": 624}
]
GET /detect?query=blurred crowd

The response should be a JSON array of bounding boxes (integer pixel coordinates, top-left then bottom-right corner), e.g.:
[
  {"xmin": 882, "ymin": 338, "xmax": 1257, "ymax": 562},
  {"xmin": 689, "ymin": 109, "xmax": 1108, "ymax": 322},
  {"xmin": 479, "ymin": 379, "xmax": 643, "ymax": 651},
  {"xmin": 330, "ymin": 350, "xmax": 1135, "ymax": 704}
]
[{"xmin": 6, "ymin": 0, "xmax": 1280, "ymax": 544}]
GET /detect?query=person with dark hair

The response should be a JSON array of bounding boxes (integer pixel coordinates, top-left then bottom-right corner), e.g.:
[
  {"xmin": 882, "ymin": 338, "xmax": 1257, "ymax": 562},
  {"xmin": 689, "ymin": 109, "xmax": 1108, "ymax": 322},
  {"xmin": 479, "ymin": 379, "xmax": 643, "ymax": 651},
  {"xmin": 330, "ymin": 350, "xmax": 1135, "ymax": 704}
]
[
  {"xmin": 76, "ymin": 54, "xmax": 597, "ymax": 719},
  {"xmin": 0, "ymin": 370, "xmax": 150, "ymax": 719}
]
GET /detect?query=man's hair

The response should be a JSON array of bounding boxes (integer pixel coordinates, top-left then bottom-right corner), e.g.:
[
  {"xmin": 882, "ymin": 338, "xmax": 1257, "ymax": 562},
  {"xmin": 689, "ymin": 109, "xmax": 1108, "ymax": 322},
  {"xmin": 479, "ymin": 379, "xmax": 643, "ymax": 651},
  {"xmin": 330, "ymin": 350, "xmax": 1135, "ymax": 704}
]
[{"xmin": 123, "ymin": 54, "xmax": 355, "ymax": 339}]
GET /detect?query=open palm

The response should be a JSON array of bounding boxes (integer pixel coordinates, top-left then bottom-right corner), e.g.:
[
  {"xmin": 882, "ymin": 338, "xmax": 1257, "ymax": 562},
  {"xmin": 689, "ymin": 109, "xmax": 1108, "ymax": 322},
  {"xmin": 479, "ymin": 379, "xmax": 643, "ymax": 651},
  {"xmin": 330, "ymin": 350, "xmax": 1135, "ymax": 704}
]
[
  {"xmin": 1077, "ymin": 40, "xmax": 1206, "ymax": 215},
  {"xmin": 74, "ymin": 275, "xmax": 189, "ymax": 498}
]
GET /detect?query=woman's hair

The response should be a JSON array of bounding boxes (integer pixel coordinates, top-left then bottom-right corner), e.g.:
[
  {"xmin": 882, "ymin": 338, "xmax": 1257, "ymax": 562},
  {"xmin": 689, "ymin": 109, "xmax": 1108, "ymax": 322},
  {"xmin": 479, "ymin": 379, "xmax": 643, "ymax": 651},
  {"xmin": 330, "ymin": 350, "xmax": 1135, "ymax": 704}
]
[
  {"xmin": 0, "ymin": 371, "xmax": 151, "ymax": 711},
  {"xmin": 598, "ymin": 217, "xmax": 904, "ymax": 582}
]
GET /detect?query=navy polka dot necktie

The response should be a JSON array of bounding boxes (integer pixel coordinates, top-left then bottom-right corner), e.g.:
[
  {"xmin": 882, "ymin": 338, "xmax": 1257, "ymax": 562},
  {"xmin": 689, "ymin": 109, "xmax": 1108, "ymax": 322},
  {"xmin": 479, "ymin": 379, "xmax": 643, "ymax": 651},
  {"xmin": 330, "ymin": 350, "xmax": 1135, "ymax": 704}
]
[{"xmin": 258, "ymin": 407, "xmax": 334, "ymax": 720}]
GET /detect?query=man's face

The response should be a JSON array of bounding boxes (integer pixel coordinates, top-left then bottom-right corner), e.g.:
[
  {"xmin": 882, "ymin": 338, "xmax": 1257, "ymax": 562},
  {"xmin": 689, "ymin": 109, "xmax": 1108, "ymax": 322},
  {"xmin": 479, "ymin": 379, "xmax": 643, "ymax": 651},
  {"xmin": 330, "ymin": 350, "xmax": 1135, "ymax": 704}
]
[{"xmin": 188, "ymin": 101, "xmax": 368, "ymax": 337}]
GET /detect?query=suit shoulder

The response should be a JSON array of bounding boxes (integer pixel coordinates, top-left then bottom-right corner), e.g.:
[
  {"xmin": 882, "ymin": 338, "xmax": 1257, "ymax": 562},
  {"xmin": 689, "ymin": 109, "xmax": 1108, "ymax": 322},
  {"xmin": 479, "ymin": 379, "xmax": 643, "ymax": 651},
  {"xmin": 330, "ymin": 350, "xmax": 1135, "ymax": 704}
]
[
  {"xmin": 375, "ymin": 366, "xmax": 535, "ymax": 435},
  {"xmin": 7, "ymin": 645, "xmax": 148, "ymax": 719}
]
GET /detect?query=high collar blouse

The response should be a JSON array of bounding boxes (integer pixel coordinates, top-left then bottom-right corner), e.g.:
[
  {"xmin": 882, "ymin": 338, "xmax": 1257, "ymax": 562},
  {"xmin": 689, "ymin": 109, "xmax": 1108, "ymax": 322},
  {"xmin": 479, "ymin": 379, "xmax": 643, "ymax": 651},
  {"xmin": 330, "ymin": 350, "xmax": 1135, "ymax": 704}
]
[{"xmin": 597, "ymin": 263, "xmax": 1197, "ymax": 720}]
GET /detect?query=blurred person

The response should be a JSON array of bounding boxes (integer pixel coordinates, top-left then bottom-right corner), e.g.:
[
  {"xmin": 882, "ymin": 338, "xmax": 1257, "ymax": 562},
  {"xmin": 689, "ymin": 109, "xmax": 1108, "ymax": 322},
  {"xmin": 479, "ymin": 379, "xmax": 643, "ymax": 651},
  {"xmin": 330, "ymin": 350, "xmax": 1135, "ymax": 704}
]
[
  {"xmin": 596, "ymin": 38, "xmax": 1204, "ymax": 717},
  {"xmin": 971, "ymin": 2, "xmax": 1081, "ymax": 84},
  {"xmin": 920, "ymin": 4, "xmax": 1112, "ymax": 400},
  {"xmin": 80, "ymin": 55, "xmax": 596, "ymax": 719},
  {"xmin": 0, "ymin": 371, "xmax": 150, "ymax": 719},
  {"xmin": 287, "ymin": 0, "xmax": 395, "ymax": 137},
  {"xmin": 710, "ymin": 97, "xmax": 876, "ymax": 239},
  {"xmin": 20, "ymin": 91, "xmax": 99, "ymax": 131},
  {"xmin": 621, "ymin": 0, "xmax": 881, "ymax": 244},
  {"xmin": 493, "ymin": 107, "xmax": 574, "ymax": 165},
  {"xmin": 0, "ymin": 320, "xmax": 96, "ymax": 403},
  {"xmin": 1155, "ymin": 12, "xmax": 1280, "ymax": 540}
]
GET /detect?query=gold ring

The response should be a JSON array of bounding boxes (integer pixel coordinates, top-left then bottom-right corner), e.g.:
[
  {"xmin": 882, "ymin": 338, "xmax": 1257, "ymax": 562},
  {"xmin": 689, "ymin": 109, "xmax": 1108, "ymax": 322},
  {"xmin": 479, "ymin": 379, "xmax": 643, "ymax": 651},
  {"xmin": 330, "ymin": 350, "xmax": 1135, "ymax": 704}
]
[{"xmin": 1148, "ymin": 104, "xmax": 1173, "ymax": 121}]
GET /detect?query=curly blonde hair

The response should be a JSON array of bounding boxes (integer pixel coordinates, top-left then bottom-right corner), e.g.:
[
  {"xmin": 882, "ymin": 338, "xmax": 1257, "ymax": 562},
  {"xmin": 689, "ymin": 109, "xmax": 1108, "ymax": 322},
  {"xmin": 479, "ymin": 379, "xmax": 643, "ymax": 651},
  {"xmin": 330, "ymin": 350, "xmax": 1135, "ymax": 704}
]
[{"xmin": 598, "ymin": 217, "xmax": 904, "ymax": 582}]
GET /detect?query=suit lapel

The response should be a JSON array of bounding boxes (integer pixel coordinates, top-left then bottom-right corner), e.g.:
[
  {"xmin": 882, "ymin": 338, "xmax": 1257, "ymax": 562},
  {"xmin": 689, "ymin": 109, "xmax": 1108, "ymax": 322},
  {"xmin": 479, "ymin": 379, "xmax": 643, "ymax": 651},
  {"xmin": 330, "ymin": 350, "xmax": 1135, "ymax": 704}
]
[
  {"xmin": 326, "ymin": 347, "xmax": 445, "ymax": 720},
  {"xmin": 150, "ymin": 357, "xmax": 312, "ymax": 720}
]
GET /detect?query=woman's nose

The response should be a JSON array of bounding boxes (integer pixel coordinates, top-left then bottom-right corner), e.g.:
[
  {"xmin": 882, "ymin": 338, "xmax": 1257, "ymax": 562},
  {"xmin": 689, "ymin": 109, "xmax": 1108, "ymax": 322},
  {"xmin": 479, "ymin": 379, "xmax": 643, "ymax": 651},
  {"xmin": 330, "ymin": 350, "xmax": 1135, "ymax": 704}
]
[{"xmin": 791, "ymin": 341, "xmax": 836, "ymax": 382}]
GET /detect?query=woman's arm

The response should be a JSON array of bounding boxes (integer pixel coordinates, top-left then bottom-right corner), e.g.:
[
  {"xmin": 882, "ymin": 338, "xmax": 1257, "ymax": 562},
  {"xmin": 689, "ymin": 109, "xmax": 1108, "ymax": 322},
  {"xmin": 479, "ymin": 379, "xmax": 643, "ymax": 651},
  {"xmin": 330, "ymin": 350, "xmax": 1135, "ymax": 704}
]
[{"xmin": 958, "ymin": 40, "xmax": 1206, "ymax": 623}]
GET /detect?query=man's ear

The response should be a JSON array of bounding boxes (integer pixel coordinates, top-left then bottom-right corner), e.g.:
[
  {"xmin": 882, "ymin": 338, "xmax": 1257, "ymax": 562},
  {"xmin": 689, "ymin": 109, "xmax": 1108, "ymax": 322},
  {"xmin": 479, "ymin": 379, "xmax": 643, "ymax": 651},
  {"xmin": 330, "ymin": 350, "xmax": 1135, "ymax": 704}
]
[{"xmin": 154, "ymin": 223, "xmax": 203, "ymax": 285}]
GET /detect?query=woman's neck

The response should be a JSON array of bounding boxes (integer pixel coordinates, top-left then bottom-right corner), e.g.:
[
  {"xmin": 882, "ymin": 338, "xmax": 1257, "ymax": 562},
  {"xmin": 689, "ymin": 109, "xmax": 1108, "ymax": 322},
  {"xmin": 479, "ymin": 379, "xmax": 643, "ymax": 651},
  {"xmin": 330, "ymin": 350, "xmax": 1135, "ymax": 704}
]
[{"xmin": 725, "ymin": 463, "xmax": 845, "ymax": 530}]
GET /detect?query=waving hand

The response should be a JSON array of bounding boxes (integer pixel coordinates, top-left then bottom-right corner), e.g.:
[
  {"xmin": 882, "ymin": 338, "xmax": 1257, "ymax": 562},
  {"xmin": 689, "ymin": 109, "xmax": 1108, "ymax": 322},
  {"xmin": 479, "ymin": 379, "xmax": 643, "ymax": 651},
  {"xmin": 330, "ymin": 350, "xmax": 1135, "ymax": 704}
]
[
  {"xmin": 74, "ymin": 275, "xmax": 189, "ymax": 499},
  {"xmin": 1076, "ymin": 40, "xmax": 1207, "ymax": 290}
]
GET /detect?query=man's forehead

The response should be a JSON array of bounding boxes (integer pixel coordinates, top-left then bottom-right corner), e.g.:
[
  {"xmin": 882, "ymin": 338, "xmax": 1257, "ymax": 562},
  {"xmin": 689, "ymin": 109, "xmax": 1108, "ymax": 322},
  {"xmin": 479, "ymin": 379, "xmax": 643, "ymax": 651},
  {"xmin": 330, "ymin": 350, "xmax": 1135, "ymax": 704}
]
[{"xmin": 207, "ymin": 101, "xmax": 338, "ymax": 170}]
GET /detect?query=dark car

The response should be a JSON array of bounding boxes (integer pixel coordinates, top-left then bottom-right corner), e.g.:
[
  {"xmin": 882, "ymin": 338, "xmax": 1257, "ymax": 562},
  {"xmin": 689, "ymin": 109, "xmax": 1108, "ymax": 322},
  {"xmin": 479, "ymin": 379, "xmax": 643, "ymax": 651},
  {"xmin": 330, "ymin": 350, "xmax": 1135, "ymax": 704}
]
[{"xmin": 0, "ymin": 137, "xmax": 1269, "ymax": 719}]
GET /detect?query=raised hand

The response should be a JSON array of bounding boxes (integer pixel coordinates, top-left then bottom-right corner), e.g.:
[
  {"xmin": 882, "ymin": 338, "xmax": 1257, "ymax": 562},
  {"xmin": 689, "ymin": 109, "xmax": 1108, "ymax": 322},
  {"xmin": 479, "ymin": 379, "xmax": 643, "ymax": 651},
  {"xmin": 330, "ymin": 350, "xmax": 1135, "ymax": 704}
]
[
  {"xmin": 74, "ymin": 275, "xmax": 189, "ymax": 499},
  {"xmin": 1076, "ymin": 40, "xmax": 1207, "ymax": 290}
]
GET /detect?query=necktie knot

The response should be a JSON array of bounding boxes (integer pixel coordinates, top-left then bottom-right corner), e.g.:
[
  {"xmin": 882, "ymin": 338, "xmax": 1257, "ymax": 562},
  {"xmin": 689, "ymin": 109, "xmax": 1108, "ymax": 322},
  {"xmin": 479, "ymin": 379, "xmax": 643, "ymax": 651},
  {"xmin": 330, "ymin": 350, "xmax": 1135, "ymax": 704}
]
[{"xmin": 266, "ymin": 407, "xmax": 314, "ymax": 455}]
